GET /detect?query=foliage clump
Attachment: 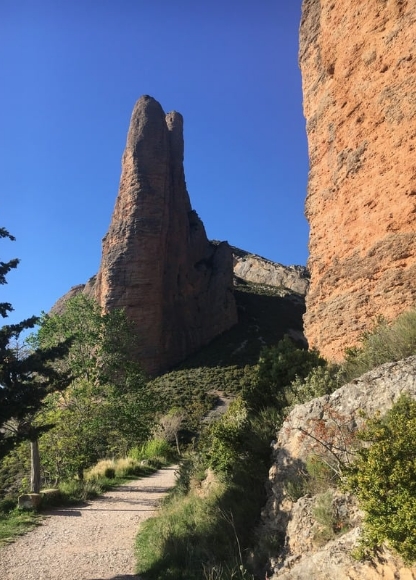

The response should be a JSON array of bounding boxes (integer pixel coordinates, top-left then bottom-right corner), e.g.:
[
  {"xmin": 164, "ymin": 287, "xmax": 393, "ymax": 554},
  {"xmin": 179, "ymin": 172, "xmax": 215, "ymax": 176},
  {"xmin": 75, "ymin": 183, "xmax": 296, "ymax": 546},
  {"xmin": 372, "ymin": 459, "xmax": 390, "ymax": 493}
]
[
  {"xmin": 343, "ymin": 310, "xmax": 416, "ymax": 381},
  {"xmin": 345, "ymin": 395, "xmax": 416, "ymax": 564},
  {"xmin": 287, "ymin": 364, "xmax": 343, "ymax": 406},
  {"xmin": 32, "ymin": 294, "xmax": 155, "ymax": 482},
  {"xmin": 244, "ymin": 335, "xmax": 326, "ymax": 413},
  {"xmin": 200, "ymin": 398, "xmax": 249, "ymax": 475}
]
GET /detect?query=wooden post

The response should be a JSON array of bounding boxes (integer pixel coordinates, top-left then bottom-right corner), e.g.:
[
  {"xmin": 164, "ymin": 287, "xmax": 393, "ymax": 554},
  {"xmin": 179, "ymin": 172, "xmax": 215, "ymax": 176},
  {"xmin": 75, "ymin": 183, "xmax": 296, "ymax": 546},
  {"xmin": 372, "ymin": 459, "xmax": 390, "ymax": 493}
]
[{"xmin": 30, "ymin": 439, "xmax": 41, "ymax": 494}]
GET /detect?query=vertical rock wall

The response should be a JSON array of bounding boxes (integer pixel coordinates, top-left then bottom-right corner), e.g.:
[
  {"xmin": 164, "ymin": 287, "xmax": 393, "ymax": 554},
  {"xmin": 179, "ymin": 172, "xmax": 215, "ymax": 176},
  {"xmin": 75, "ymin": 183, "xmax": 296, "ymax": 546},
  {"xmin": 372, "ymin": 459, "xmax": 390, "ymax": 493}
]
[
  {"xmin": 300, "ymin": 0, "xmax": 416, "ymax": 360},
  {"xmin": 94, "ymin": 96, "xmax": 237, "ymax": 375}
]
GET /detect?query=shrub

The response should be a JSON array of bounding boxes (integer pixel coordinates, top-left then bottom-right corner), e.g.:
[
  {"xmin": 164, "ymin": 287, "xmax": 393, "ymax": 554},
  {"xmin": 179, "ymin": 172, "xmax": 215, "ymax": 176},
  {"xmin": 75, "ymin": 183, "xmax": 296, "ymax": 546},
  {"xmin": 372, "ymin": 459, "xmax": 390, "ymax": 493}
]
[
  {"xmin": 200, "ymin": 398, "xmax": 248, "ymax": 476},
  {"xmin": 311, "ymin": 490, "xmax": 351, "ymax": 546},
  {"xmin": 0, "ymin": 498, "xmax": 16, "ymax": 514},
  {"xmin": 244, "ymin": 336, "xmax": 326, "ymax": 412},
  {"xmin": 312, "ymin": 491, "xmax": 336, "ymax": 545},
  {"xmin": 288, "ymin": 364, "xmax": 343, "ymax": 406},
  {"xmin": 283, "ymin": 455, "xmax": 338, "ymax": 502},
  {"xmin": 135, "ymin": 477, "xmax": 258, "ymax": 580},
  {"xmin": 343, "ymin": 309, "xmax": 416, "ymax": 381},
  {"xmin": 113, "ymin": 457, "xmax": 147, "ymax": 478},
  {"xmin": 305, "ymin": 455, "xmax": 338, "ymax": 495},
  {"xmin": 86, "ymin": 459, "xmax": 117, "ymax": 481},
  {"xmin": 58, "ymin": 479, "xmax": 102, "ymax": 502},
  {"xmin": 104, "ymin": 467, "xmax": 116, "ymax": 479},
  {"xmin": 345, "ymin": 395, "xmax": 416, "ymax": 563},
  {"xmin": 130, "ymin": 438, "xmax": 174, "ymax": 465},
  {"xmin": 85, "ymin": 457, "xmax": 154, "ymax": 481}
]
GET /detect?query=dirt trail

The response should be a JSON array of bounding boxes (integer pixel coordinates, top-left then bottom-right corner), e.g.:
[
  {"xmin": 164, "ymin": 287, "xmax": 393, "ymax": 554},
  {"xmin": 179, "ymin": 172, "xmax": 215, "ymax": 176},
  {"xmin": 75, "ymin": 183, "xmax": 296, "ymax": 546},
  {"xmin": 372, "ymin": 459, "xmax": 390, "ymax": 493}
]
[{"xmin": 0, "ymin": 465, "xmax": 177, "ymax": 580}]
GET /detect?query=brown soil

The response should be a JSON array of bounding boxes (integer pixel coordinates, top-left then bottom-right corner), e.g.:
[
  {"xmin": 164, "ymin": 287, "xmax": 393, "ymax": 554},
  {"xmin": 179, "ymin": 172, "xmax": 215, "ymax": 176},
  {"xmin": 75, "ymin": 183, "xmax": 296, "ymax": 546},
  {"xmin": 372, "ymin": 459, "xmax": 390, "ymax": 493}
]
[{"xmin": 0, "ymin": 466, "xmax": 177, "ymax": 580}]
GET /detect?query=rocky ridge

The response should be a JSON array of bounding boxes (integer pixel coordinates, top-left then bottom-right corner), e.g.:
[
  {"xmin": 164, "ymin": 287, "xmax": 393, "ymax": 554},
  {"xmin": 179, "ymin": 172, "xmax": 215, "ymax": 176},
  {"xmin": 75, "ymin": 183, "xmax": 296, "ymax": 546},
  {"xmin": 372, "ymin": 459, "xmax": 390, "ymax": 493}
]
[
  {"xmin": 262, "ymin": 355, "xmax": 416, "ymax": 579},
  {"xmin": 232, "ymin": 247, "xmax": 309, "ymax": 296},
  {"xmin": 300, "ymin": 0, "xmax": 416, "ymax": 360}
]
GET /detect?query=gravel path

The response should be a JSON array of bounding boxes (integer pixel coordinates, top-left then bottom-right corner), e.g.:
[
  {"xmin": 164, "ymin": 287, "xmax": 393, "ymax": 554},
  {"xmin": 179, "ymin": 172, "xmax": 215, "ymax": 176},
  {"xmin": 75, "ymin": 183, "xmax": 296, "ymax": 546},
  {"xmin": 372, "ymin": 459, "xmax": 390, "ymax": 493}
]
[{"xmin": 0, "ymin": 466, "xmax": 177, "ymax": 580}]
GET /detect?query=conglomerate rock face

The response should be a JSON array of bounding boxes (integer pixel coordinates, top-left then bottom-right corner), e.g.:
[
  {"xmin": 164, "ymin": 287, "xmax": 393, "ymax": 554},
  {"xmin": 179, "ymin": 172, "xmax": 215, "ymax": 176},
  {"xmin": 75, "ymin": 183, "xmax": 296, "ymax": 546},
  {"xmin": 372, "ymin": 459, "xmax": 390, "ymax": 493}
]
[
  {"xmin": 92, "ymin": 95, "xmax": 237, "ymax": 375},
  {"xmin": 300, "ymin": 0, "xmax": 416, "ymax": 360}
]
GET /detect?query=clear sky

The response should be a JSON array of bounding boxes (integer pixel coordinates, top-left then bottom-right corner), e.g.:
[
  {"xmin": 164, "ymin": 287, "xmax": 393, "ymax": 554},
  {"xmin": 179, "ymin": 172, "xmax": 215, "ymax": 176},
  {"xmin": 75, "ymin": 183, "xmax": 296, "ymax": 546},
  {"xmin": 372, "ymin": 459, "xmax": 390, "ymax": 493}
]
[{"xmin": 1, "ymin": 0, "xmax": 308, "ymax": 327}]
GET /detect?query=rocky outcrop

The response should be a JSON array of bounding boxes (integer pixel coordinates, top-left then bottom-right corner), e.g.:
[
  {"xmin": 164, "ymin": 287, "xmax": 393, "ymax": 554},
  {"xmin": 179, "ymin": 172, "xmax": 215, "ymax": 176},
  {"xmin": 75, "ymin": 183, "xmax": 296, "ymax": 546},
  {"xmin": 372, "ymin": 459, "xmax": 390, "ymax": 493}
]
[
  {"xmin": 261, "ymin": 356, "xmax": 416, "ymax": 579},
  {"xmin": 89, "ymin": 96, "xmax": 238, "ymax": 375},
  {"xmin": 300, "ymin": 0, "xmax": 416, "ymax": 361},
  {"xmin": 53, "ymin": 95, "xmax": 311, "ymax": 375},
  {"xmin": 232, "ymin": 247, "xmax": 309, "ymax": 295},
  {"xmin": 51, "ymin": 284, "xmax": 86, "ymax": 316},
  {"xmin": 50, "ymin": 96, "xmax": 238, "ymax": 375}
]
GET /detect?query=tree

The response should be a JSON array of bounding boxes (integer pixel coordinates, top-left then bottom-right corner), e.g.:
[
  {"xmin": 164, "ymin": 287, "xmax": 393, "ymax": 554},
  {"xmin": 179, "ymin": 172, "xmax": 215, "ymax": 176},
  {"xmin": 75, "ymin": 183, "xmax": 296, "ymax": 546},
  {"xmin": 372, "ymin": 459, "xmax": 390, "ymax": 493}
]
[
  {"xmin": 0, "ymin": 228, "xmax": 72, "ymax": 492},
  {"xmin": 33, "ymin": 295, "xmax": 155, "ymax": 480},
  {"xmin": 0, "ymin": 227, "xmax": 20, "ymax": 318}
]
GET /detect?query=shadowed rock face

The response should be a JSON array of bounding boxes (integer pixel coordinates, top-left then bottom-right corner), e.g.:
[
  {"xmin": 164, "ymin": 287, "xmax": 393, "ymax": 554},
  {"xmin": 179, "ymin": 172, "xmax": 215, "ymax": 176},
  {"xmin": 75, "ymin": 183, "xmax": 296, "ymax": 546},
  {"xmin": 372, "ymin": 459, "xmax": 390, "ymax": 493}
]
[
  {"xmin": 92, "ymin": 96, "xmax": 237, "ymax": 374},
  {"xmin": 300, "ymin": 0, "xmax": 416, "ymax": 360}
]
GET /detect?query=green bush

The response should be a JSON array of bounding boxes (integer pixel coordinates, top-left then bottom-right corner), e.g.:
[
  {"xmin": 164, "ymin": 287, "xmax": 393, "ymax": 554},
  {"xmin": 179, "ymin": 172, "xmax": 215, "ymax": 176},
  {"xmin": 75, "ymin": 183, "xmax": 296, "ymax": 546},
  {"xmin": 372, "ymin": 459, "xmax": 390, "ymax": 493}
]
[
  {"xmin": 244, "ymin": 336, "xmax": 326, "ymax": 412},
  {"xmin": 134, "ymin": 393, "xmax": 272, "ymax": 578},
  {"xmin": 104, "ymin": 467, "xmax": 116, "ymax": 479},
  {"xmin": 0, "ymin": 498, "xmax": 16, "ymax": 514},
  {"xmin": 130, "ymin": 438, "xmax": 174, "ymax": 464},
  {"xmin": 312, "ymin": 491, "xmax": 336, "ymax": 545},
  {"xmin": 135, "ymin": 477, "xmax": 259, "ymax": 580},
  {"xmin": 200, "ymin": 398, "xmax": 248, "ymax": 476},
  {"xmin": 305, "ymin": 455, "xmax": 339, "ymax": 495},
  {"xmin": 288, "ymin": 364, "xmax": 343, "ymax": 406},
  {"xmin": 283, "ymin": 455, "xmax": 338, "ymax": 502},
  {"xmin": 345, "ymin": 395, "xmax": 416, "ymax": 563},
  {"xmin": 58, "ymin": 479, "xmax": 102, "ymax": 502},
  {"xmin": 343, "ymin": 309, "xmax": 416, "ymax": 381}
]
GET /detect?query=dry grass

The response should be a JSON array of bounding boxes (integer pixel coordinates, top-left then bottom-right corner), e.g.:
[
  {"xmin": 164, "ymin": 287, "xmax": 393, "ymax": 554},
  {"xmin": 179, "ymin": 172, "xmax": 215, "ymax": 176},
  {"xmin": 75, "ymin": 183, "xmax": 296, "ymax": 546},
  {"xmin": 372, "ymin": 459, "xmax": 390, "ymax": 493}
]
[{"xmin": 86, "ymin": 457, "xmax": 144, "ymax": 480}]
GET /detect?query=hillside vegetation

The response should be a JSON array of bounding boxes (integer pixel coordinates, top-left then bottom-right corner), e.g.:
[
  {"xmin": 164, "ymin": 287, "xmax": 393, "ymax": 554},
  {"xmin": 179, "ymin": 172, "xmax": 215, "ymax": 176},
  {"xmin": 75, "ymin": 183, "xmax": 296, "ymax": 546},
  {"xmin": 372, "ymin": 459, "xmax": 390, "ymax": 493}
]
[
  {"xmin": 149, "ymin": 279, "xmax": 305, "ymax": 433},
  {"xmin": 135, "ymin": 307, "xmax": 416, "ymax": 579},
  {"xmin": 0, "ymin": 278, "xmax": 305, "ymax": 529}
]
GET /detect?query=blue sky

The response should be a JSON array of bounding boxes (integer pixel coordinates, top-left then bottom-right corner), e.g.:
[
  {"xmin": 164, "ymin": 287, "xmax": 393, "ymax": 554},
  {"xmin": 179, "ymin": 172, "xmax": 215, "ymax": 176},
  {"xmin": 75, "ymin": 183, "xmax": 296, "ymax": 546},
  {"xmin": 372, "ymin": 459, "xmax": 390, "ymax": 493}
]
[{"xmin": 1, "ymin": 0, "xmax": 308, "ymax": 326}]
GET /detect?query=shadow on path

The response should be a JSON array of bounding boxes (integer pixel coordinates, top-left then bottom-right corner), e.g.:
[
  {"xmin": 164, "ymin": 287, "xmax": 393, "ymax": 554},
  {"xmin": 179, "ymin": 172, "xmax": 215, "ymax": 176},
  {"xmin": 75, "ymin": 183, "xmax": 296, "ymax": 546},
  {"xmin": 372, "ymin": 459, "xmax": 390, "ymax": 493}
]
[{"xmin": 89, "ymin": 576, "xmax": 140, "ymax": 579}]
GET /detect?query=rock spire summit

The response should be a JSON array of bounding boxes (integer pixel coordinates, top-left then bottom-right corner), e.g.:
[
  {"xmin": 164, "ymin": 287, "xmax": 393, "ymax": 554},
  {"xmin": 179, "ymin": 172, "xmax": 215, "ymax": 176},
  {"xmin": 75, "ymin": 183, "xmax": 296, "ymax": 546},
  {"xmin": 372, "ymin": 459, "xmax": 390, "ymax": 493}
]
[{"xmin": 92, "ymin": 95, "xmax": 237, "ymax": 374}]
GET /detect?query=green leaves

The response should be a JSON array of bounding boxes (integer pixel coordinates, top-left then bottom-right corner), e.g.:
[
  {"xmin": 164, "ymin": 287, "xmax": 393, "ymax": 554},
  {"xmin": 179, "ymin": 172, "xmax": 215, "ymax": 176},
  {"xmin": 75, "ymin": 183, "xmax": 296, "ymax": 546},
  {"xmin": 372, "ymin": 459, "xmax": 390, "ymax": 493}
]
[
  {"xmin": 244, "ymin": 335, "xmax": 326, "ymax": 412},
  {"xmin": 345, "ymin": 395, "xmax": 416, "ymax": 563},
  {"xmin": 343, "ymin": 309, "xmax": 416, "ymax": 381},
  {"xmin": 0, "ymin": 227, "xmax": 72, "ymax": 458},
  {"xmin": 201, "ymin": 398, "xmax": 249, "ymax": 475},
  {"xmin": 33, "ymin": 294, "xmax": 155, "ymax": 480}
]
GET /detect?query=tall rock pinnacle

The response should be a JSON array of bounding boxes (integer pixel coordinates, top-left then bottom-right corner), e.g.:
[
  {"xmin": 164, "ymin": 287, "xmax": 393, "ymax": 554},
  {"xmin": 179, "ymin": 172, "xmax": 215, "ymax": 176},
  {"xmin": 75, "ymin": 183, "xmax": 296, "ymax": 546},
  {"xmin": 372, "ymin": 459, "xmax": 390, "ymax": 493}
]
[
  {"xmin": 93, "ymin": 96, "xmax": 237, "ymax": 374},
  {"xmin": 300, "ymin": 1, "xmax": 416, "ymax": 360}
]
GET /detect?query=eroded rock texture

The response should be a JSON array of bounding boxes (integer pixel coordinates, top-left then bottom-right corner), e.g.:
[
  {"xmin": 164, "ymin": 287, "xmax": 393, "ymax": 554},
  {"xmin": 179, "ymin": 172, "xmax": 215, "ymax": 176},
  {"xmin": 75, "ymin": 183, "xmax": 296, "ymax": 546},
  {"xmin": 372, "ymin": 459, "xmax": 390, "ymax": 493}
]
[
  {"xmin": 93, "ymin": 96, "xmax": 237, "ymax": 374},
  {"xmin": 232, "ymin": 247, "xmax": 309, "ymax": 295},
  {"xmin": 263, "ymin": 356, "xmax": 416, "ymax": 579},
  {"xmin": 301, "ymin": 0, "xmax": 416, "ymax": 360}
]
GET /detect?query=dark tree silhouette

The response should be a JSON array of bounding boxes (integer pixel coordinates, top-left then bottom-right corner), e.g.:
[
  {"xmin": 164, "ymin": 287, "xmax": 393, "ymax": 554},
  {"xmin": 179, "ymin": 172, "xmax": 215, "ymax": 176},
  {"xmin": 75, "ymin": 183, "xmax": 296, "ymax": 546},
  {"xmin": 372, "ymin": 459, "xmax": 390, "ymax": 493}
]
[{"xmin": 0, "ymin": 228, "xmax": 72, "ymax": 491}]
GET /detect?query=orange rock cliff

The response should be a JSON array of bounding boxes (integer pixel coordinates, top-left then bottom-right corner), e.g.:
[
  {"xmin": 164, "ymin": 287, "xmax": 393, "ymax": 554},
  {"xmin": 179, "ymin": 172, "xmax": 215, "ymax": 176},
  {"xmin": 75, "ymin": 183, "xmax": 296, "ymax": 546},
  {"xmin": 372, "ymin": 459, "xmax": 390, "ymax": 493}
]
[{"xmin": 300, "ymin": 0, "xmax": 416, "ymax": 360}]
